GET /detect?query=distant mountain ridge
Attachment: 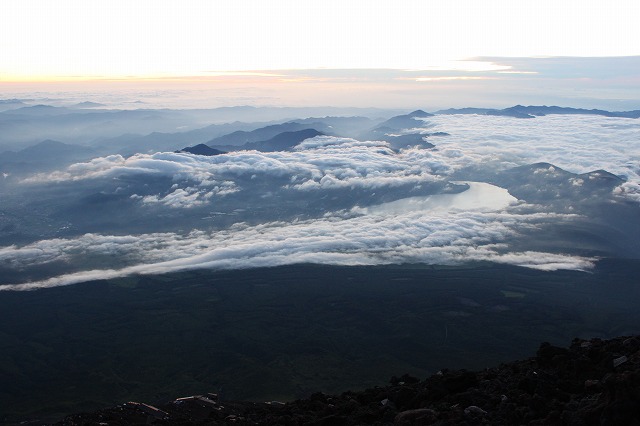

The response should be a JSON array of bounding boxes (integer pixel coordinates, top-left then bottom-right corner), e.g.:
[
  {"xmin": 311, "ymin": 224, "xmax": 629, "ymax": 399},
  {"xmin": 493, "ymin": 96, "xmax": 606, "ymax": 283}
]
[
  {"xmin": 371, "ymin": 109, "xmax": 433, "ymax": 132},
  {"xmin": 211, "ymin": 128, "xmax": 325, "ymax": 152},
  {"xmin": 206, "ymin": 122, "xmax": 331, "ymax": 147},
  {"xmin": 0, "ymin": 140, "xmax": 98, "ymax": 175},
  {"xmin": 358, "ymin": 110, "xmax": 436, "ymax": 147},
  {"xmin": 436, "ymin": 105, "xmax": 640, "ymax": 119}
]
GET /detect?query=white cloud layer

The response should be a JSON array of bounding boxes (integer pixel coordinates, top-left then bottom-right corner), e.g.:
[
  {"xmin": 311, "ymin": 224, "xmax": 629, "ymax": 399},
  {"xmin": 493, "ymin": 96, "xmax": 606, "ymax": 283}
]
[
  {"xmin": 23, "ymin": 116, "xmax": 639, "ymax": 205},
  {"xmin": 0, "ymin": 201, "xmax": 590, "ymax": 291},
  {"xmin": 24, "ymin": 137, "xmax": 443, "ymax": 203},
  {"xmin": 413, "ymin": 115, "xmax": 640, "ymax": 202},
  {"xmin": 4, "ymin": 114, "xmax": 637, "ymax": 290}
]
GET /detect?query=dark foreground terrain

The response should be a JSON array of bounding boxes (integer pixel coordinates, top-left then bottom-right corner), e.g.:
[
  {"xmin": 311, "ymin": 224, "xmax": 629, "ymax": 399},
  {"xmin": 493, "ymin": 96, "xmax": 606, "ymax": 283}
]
[
  {"xmin": 58, "ymin": 334, "xmax": 640, "ymax": 425},
  {"xmin": 2, "ymin": 261, "xmax": 640, "ymax": 424}
]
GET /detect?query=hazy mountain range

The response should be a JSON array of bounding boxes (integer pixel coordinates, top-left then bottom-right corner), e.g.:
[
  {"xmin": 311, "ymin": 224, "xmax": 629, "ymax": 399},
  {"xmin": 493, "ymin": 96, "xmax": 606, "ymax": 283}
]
[{"xmin": 436, "ymin": 105, "xmax": 640, "ymax": 119}]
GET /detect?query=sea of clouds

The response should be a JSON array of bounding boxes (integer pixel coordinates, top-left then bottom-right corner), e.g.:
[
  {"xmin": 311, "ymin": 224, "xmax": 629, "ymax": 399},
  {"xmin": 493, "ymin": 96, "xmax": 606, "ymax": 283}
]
[
  {"xmin": 421, "ymin": 114, "xmax": 640, "ymax": 201},
  {"xmin": 1, "ymin": 114, "xmax": 638, "ymax": 290}
]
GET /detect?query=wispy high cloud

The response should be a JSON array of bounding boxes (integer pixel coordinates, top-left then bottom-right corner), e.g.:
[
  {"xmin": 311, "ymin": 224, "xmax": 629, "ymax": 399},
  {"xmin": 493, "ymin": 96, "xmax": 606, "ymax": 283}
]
[{"xmin": 413, "ymin": 77, "xmax": 492, "ymax": 82}]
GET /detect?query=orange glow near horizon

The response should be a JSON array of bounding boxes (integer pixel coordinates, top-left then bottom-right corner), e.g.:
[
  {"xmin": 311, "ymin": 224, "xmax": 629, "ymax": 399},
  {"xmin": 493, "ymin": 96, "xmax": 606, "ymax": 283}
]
[
  {"xmin": 2, "ymin": 0, "xmax": 638, "ymax": 83},
  {"xmin": 0, "ymin": 60, "xmax": 514, "ymax": 85},
  {"xmin": 0, "ymin": 71, "xmax": 290, "ymax": 84}
]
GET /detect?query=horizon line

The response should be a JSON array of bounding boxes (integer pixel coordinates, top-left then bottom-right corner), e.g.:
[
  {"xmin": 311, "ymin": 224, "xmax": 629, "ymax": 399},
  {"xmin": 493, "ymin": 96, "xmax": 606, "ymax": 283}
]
[{"xmin": 2, "ymin": 55, "xmax": 640, "ymax": 83}]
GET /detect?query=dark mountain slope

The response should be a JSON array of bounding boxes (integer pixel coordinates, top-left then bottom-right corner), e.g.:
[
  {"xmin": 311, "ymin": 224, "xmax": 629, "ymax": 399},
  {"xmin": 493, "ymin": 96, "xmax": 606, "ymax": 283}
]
[
  {"xmin": 207, "ymin": 122, "xmax": 331, "ymax": 147},
  {"xmin": 359, "ymin": 110, "xmax": 437, "ymax": 147},
  {"xmin": 377, "ymin": 109, "xmax": 433, "ymax": 129},
  {"xmin": 0, "ymin": 139, "xmax": 98, "ymax": 175},
  {"xmin": 242, "ymin": 128, "xmax": 325, "ymax": 152},
  {"xmin": 175, "ymin": 144, "xmax": 226, "ymax": 156},
  {"xmin": 491, "ymin": 162, "xmax": 625, "ymax": 204},
  {"xmin": 57, "ymin": 334, "xmax": 640, "ymax": 425}
]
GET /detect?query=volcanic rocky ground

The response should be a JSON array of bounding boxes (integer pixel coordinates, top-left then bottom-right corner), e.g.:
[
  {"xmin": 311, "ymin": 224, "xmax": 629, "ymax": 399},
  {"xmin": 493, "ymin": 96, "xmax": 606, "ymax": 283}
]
[{"xmin": 56, "ymin": 335, "xmax": 640, "ymax": 425}]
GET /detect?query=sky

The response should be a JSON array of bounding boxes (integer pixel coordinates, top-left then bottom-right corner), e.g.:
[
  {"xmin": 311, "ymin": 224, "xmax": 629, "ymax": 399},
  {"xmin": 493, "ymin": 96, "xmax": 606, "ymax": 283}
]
[{"xmin": 1, "ymin": 0, "xmax": 640, "ymax": 108}]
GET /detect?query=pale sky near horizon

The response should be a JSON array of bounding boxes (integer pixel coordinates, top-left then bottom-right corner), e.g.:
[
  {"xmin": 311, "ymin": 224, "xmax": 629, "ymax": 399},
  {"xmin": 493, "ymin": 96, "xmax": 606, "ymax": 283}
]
[
  {"xmin": 1, "ymin": 0, "xmax": 639, "ymax": 80},
  {"xmin": 1, "ymin": 0, "xmax": 639, "ymax": 109}
]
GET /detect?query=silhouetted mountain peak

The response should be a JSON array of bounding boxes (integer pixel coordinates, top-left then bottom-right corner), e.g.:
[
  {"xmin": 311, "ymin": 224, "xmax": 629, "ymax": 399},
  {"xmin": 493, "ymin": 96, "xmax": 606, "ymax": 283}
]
[
  {"xmin": 522, "ymin": 162, "xmax": 565, "ymax": 171},
  {"xmin": 366, "ymin": 110, "xmax": 435, "ymax": 137},
  {"xmin": 207, "ymin": 122, "xmax": 328, "ymax": 147},
  {"xmin": 22, "ymin": 139, "xmax": 82, "ymax": 155},
  {"xmin": 407, "ymin": 109, "xmax": 433, "ymax": 118},
  {"xmin": 491, "ymin": 162, "xmax": 625, "ymax": 207},
  {"xmin": 381, "ymin": 133, "xmax": 435, "ymax": 151},
  {"xmin": 72, "ymin": 101, "xmax": 105, "ymax": 109},
  {"xmin": 176, "ymin": 144, "xmax": 226, "ymax": 156},
  {"xmin": 579, "ymin": 169, "xmax": 625, "ymax": 183},
  {"xmin": 244, "ymin": 128, "xmax": 325, "ymax": 152}
]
